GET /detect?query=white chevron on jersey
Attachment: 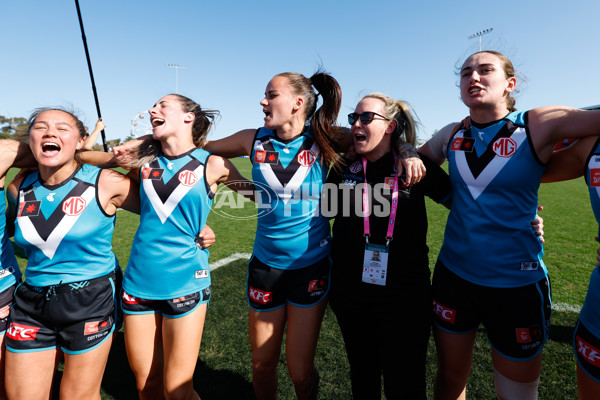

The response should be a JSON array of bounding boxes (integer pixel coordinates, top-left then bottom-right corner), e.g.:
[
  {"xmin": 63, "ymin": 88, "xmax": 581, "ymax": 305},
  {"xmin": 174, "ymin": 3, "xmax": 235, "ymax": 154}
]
[
  {"xmin": 254, "ymin": 139, "xmax": 319, "ymax": 204},
  {"xmin": 143, "ymin": 163, "xmax": 205, "ymax": 223},
  {"xmin": 17, "ymin": 187, "xmax": 95, "ymax": 260},
  {"xmin": 455, "ymin": 127, "xmax": 527, "ymax": 200}
]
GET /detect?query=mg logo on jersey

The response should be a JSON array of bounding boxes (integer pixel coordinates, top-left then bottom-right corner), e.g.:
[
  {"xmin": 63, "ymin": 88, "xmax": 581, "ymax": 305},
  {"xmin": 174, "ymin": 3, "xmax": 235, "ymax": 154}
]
[
  {"xmin": 62, "ymin": 196, "xmax": 87, "ymax": 216},
  {"xmin": 297, "ymin": 150, "xmax": 316, "ymax": 167},
  {"xmin": 6, "ymin": 322, "xmax": 40, "ymax": 341},
  {"xmin": 249, "ymin": 286, "xmax": 272, "ymax": 304},
  {"xmin": 576, "ymin": 335, "xmax": 600, "ymax": 368},
  {"xmin": 433, "ymin": 300, "xmax": 456, "ymax": 324},
  {"xmin": 591, "ymin": 169, "xmax": 600, "ymax": 187},
  {"xmin": 492, "ymin": 137, "xmax": 517, "ymax": 158},
  {"xmin": 178, "ymin": 170, "xmax": 198, "ymax": 187},
  {"xmin": 349, "ymin": 161, "xmax": 362, "ymax": 173}
]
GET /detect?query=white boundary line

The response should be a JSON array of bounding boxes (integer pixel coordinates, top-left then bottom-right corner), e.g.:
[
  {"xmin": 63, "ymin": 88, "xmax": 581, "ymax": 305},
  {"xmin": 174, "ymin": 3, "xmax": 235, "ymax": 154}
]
[
  {"xmin": 209, "ymin": 253, "xmax": 252, "ymax": 271},
  {"xmin": 553, "ymin": 302, "xmax": 582, "ymax": 313},
  {"xmin": 208, "ymin": 255, "xmax": 585, "ymax": 314}
]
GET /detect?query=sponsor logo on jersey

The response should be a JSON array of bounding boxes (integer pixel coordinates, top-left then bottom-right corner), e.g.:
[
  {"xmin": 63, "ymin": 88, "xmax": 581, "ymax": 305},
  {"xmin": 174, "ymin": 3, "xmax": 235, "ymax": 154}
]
[
  {"xmin": 17, "ymin": 200, "xmax": 41, "ymax": 217},
  {"xmin": 248, "ymin": 286, "xmax": 272, "ymax": 304},
  {"xmin": 84, "ymin": 318, "xmax": 111, "ymax": 335},
  {"xmin": 122, "ymin": 291, "xmax": 153, "ymax": 304},
  {"xmin": 141, "ymin": 168, "xmax": 164, "ymax": 180},
  {"xmin": 349, "ymin": 161, "xmax": 362, "ymax": 173},
  {"xmin": 433, "ymin": 300, "xmax": 456, "ymax": 324},
  {"xmin": 6, "ymin": 322, "xmax": 40, "ymax": 341},
  {"xmin": 62, "ymin": 196, "xmax": 87, "ymax": 216},
  {"xmin": 297, "ymin": 150, "xmax": 316, "ymax": 167},
  {"xmin": 520, "ymin": 261, "xmax": 539, "ymax": 271},
  {"xmin": 195, "ymin": 270, "xmax": 209, "ymax": 279},
  {"xmin": 0, "ymin": 305, "xmax": 10, "ymax": 319},
  {"xmin": 516, "ymin": 328, "xmax": 532, "ymax": 343},
  {"xmin": 254, "ymin": 150, "xmax": 279, "ymax": 164},
  {"xmin": 451, "ymin": 137, "xmax": 475, "ymax": 152},
  {"xmin": 591, "ymin": 168, "xmax": 600, "ymax": 187},
  {"xmin": 178, "ymin": 170, "xmax": 198, "ymax": 187},
  {"xmin": 492, "ymin": 137, "xmax": 517, "ymax": 158},
  {"xmin": 576, "ymin": 335, "xmax": 600, "ymax": 368}
]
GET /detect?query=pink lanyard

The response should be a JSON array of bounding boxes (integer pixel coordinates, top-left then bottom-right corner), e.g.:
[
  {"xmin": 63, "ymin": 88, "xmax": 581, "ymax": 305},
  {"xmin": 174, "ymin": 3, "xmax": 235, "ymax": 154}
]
[{"xmin": 362, "ymin": 153, "xmax": 399, "ymax": 246}]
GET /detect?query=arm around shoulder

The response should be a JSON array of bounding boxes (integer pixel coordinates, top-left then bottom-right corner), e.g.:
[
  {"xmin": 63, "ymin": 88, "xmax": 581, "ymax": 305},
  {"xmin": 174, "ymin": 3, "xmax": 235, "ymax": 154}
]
[{"xmin": 202, "ymin": 129, "xmax": 255, "ymax": 158}]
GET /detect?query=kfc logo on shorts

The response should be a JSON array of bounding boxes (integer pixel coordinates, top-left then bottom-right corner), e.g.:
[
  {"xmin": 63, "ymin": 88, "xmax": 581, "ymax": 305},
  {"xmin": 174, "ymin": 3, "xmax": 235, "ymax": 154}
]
[
  {"xmin": 178, "ymin": 170, "xmax": 198, "ymax": 187},
  {"xmin": 591, "ymin": 169, "xmax": 600, "ymax": 187},
  {"xmin": 433, "ymin": 300, "xmax": 456, "ymax": 324},
  {"xmin": 516, "ymin": 328, "xmax": 532, "ymax": 343},
  {"xmin": 492, "ymin": 137, "xmax": 517, "ymax": 158},
  {"xmin": 576, "ymin": 335, "xmax": 600, "ymax": 368},
  {"xmin": 6, "ymin": 322, "xmax": 40, "ymax": 341},
  {"xmin": 349, "ymin": 161, "xmax": 362, "ymax": 173},
  {"xmin": 84, "ymin": 319, "xmax": 111, "ymax": 335},
  {"xmin": 297, "ymin": 150, "xmax": 316, "ymax": 167},
  {"xmin": 62, "ymin": 196, "xmax": 87, "ymax": 216},
  {"xmin": 249, "ymin": 286, "xmax": 272, "ymax": 304}
]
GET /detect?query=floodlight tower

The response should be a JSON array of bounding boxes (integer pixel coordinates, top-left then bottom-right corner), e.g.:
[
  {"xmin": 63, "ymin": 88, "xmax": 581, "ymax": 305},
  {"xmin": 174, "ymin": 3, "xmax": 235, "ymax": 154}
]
[
  {"xmin": 468, "ymin": 28, "xmax": 493, "ymax": 51},
  {"xmin": 166, "ymin": 64, "xmax": 188, "ymax": 93}
]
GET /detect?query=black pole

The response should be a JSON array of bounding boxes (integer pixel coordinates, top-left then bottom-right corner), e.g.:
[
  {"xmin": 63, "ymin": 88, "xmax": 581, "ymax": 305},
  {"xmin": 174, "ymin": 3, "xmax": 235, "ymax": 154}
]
[{"xmin": 74, "ymin": 0, "xmax": 108, "ymax": 152}]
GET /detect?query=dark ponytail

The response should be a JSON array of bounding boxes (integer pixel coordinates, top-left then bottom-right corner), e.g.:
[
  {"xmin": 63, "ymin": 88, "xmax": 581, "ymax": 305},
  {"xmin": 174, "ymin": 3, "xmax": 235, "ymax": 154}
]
[{"xmin": 275, "ymin": 70, "xmax": 343, "ymax": 169}]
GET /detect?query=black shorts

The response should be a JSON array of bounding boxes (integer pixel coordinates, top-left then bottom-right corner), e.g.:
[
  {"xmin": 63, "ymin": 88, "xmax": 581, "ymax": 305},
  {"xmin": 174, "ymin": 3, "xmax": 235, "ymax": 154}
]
[
  {"xmin": 6, "ymin": 271, "xmax": 121, "ymax": 354},
  {"xmin": 247, "ymin": 255, "xmax": 330, "ymax": 311},
  {"xmin": 0, "ymin": 283, "xmax": 17, "ymax": 334},
  {"xmin": 574, "ymin": 320, "xmax": 600, "ymax": 384},
  {"xmin": 121, "ymin": 288, "xmax": 211, "ymax": 319},
  {"xmin": 432, "ymin": 261, "xmax": 552, "ymax": 360}
]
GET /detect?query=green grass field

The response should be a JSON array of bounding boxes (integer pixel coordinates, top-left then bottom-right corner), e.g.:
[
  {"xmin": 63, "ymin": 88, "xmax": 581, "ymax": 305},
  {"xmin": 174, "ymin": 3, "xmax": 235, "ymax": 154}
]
[{"xmin": 7, "ymin": 158, "xmax": 597, "ymax": 399}]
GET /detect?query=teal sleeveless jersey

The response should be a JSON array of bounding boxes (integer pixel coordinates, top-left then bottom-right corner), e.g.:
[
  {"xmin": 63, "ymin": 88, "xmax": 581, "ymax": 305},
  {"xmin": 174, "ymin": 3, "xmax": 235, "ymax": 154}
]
[
  {"xmin": 251, "ymin": 128, "xmax": 330, "ymax": 269},
  {"xmin": 439, "ymin": 111, "xmax": 548, "ymax": 287},
  {"xmin": 14, "ymin": 165, "xmax": 117, "ymax": 286},
  {"xmin": 123, "ymin": 148, "xmax": 213, "ymax": 299}
]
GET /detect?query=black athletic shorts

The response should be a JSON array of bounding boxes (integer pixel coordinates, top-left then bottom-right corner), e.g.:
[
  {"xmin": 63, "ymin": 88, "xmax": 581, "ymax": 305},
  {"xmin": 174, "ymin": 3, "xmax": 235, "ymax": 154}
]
[
  {"xmin": 574, "ymin": 320, "xmax": 600, "ymax": 384},
  {"xmin": 247, "ymin": 255, "xmax": 330, "ymax": 311},
  {"xmin": 6, "ymin": 271, "xmax": 120, "ymax": 354},
  {"xmin": 0, "ymin": 283, "xmax": 17, "ymax": 334},
  {"xmin": 121, "ymin": 287, "xmax": 211, "ymax": 319},
  {"xmin": 432, "ymin": 261, "xmax": 552, "ymax": 360}
]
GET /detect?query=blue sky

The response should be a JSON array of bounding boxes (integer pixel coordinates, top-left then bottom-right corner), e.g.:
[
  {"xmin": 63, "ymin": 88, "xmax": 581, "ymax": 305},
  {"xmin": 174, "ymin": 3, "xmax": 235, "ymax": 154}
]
[{"xmin": 1, "ymin": 0, "xmax": 599, "ymax": 144}]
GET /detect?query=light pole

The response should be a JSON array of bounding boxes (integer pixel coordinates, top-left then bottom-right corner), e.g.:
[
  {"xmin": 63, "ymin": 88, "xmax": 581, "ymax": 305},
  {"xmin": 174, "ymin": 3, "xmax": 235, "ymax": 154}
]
[
  {"xmin": 468, "ymin": 28, "xmax": 493, "ymax": 51},
  {"xmin": 166, "ymin": 64, "xmax": 188, "ymax": 93}
]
